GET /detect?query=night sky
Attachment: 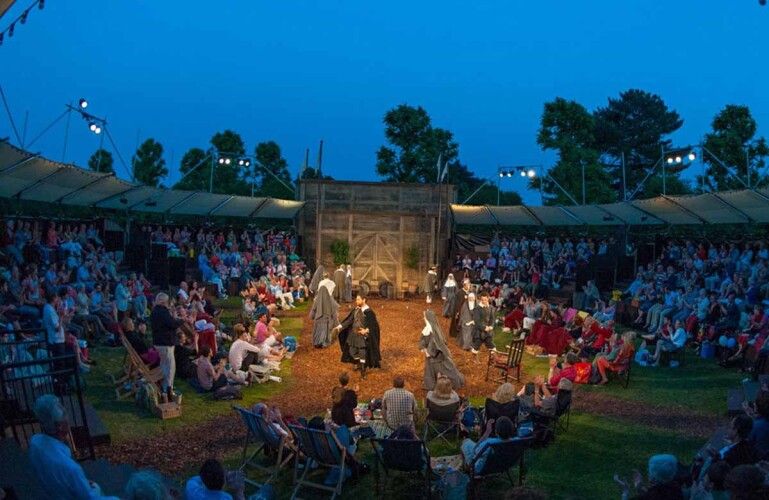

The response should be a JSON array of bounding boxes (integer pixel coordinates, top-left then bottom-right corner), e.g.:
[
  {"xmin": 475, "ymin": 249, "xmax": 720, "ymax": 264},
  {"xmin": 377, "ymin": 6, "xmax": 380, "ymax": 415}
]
[{"xmin": 1, "ymin": 0, "xmax": 766, "ymax": 203}]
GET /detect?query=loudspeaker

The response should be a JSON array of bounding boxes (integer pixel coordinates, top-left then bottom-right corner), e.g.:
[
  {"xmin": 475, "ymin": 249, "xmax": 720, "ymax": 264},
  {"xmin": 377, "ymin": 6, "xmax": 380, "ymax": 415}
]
[
  {"xmin": 168, "ymin": 257, "xmax": 186, "ymax": 286},
  {"xmin": 148, "ymin": 258, "xmax": 169, "ymax": 289},
  {"xmin": 151, "ymin": 244, "xmax": 168, "ymax": 260}
]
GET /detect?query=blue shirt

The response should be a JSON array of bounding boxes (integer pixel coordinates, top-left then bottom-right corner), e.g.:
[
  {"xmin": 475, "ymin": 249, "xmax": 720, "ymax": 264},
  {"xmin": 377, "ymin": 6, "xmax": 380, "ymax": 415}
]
[
  {"xmin": 184, "ymin": 476, "xmax": 233, "ymax": 499},
  {"xmin": 29, "ymin": 433, "xmax": 118, "ymax": 499},
  {"xmin": 43, "ymin": 303, "xmax": 64, "ymax": 345}
]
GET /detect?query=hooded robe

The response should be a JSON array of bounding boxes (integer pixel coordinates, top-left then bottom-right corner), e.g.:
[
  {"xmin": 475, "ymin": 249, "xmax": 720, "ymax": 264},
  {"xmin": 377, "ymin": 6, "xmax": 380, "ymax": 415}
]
[
  {"xmin": 420, "ymin": 310, "xmax": 465, "ymax": 390},
  {"xmin": 309, "ymin": 265, "xmax": 325, "ymax": 295},
  {"xmin": 333, "ymin": 267, "xmax": 347, "ymax": 302},
  {"xmin": 441, "ymin": 275, "xmax": 458, "ymax": 318},
  {"xmin": 309, "ymin": 286, "xmax": 339, "ymax": 347}
]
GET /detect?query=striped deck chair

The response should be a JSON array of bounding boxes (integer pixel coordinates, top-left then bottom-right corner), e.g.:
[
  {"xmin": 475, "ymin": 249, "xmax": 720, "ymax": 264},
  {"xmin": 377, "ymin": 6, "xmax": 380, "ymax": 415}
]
[
  {"xmin": 233, "ymin": 406, "xmax": 295, "ymax": 489},
  {"xmin": 288, "ymin": 424, "xmax": 348, "ymax": 500}
]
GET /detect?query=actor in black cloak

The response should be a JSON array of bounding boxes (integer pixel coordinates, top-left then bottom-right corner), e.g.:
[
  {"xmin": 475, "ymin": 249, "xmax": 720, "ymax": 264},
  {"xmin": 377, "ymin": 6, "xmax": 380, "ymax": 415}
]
[
  {"xmin": 309, "ymin": 265, "xmax": 325, "ymax": 295},
  {"xmin": 423, "ymin": 265, "xmax": 438, "ymax": 304},
  {"xmin": 333, "ymin": 294, "xmax": 381, "ymax": 379},
  {"xmin": 333, "ymin": 264, "xmax": 347, "ymax": 302},
  {"xmin": 441, "ymin": 274, "xmax": 458, "ymax": 318},
  {"xmin": 420, "ymin": 310, "xmax": 465, "ymax": 390},
  {"xmin": 471, "ymin": 292, "xmax": 496, "ymax": 354},
  {"xmin": 456, "ymin": 292, "xmax": 476, "ymax": 350},
  {"xmin": 309, "ymin": 286, "xmax": 339, "ymax": 348}
]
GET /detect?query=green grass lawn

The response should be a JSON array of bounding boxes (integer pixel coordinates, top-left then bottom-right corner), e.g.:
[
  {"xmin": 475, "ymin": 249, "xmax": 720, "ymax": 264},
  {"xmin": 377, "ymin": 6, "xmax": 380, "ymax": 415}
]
[
  {"xmin": 84, "ymin": 301, "xmax": 742, "ymax": 499},
  {"xmin": 86, "ymin": 301, "xmax": 307, "ymax": 443}
]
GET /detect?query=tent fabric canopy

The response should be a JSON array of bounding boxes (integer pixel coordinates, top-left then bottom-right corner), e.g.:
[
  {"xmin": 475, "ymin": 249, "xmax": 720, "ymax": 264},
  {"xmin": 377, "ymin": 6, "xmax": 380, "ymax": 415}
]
[
  {"xmin": 0, "ymin": 141, "xmax": 303, "ymax": 219},
  {"xmin": 451, "ymin": 188, "xmax": 769, "ymax": 226}
]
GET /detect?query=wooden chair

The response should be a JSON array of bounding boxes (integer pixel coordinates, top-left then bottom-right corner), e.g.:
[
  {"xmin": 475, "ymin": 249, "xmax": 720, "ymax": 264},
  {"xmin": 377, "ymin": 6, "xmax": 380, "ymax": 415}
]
[
  {"xmin": 485, "ymin": 338, "xmax": 525, "ymax": 384},
  {"xmin": 288, "ymin": 424, "xmax": 348, "ymax": 500},
  {"xmin": 372, "ymin": 437, "xmax": 433, "ymax": 499},
  {"xmin": 113, "ymin": 333, "xmax": 163, "ymax": 400},
  {"xmin": 233, "ymin": 406, "xmax": 295, "ymax": 489},
  {"xmin": 467, "ymin": 437, "xmax": 533, "ymax": 498}
]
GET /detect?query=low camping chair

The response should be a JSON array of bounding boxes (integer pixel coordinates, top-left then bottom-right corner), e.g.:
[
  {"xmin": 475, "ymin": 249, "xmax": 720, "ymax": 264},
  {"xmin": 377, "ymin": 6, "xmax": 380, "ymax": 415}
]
[
  {"xmin": 233, "ymin": 406, "xmax": 295, "ymax": 489},
  {"xmin": 485, "ymin": 338, "xmax": 525, "ymax": 384},
  {"xmin": 608, "ymin": 355, "xmax": 633, "ymax": 389},
  {"xmin": 530, "ymin": 389, "xmax": 573, "ymax": 439},
  {"xmin": 288, "ymin": 424, "xmax": 348, "ymax": 500},
  {"xmin": 481, "ymin": 398, "xmax": 520, "ymax": 435},
  {"xmin": 660, "ymin": 345, "xmax": 687, "ymax": 367},
  {"xmin": 371, "ymin": 437, "xmax": 432, "ymax": 499},
  {"xmin": 467, "ymin": 436, "xmax": 533, "ymax": 497},
  {"xmin": 423, "ymin": 399, "xmax": 462, "ymax": 444}
]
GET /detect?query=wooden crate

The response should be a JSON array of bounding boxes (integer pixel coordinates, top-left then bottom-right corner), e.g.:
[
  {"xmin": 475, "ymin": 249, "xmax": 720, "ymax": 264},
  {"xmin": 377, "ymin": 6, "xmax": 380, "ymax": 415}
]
[{"xmin": 154, "ymin": 402, "xmax": 182, "ymax": 420}]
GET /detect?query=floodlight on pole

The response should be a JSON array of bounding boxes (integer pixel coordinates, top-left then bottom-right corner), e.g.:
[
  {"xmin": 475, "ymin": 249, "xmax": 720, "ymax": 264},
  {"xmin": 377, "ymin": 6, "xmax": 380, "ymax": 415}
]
[{"xmin": 79, "ymin": 98, "xmax": 88, "ymax": 109}]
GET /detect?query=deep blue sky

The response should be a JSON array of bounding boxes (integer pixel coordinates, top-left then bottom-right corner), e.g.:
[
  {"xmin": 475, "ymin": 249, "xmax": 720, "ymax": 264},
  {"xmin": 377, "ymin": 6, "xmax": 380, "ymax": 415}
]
[{"xmin": 1, "ymin": 0, "xmax": 767, "ymax": 204}]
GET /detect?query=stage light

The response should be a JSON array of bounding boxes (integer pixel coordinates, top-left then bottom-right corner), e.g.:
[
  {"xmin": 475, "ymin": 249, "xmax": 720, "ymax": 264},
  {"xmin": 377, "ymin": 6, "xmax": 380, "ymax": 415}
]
[
  {"xmin": 238, "ymin": 159, "xmax": 245, "ymax": 166},
  {"xmin": 79, "ymin": 98, "xmax": 88, "ymax": 109},
  {"xmin": 218, "ymin": 158, "xmax": 225, "ymax": 164},
  {"xmin": 527, "ymin": 169, "xmax": 536, "ymax": 178},
  {"xmin": 89, "ymin": 122, "xmax": 97, "ymax": 132},
  {"xmin": 39, "ymin": 0, "xmax": 45, "ymax": 9},
  {"xmin": 504, "ymin": 171, "xmax": 511, "ymax": 178},
  {"xmin": 675, "ymin": 156, "xmax": 682, "ymax": 163},
  {"xmin": 94, "ymin": 126, "xmax": 102, "ymax": 134},
  {"xmin": 244, "ymin": 160, "xmax": 251, "ymax": 167},
  {"xmin": 8, "ymin": 23, "xmax": 14, "ymax": 37},
  {"xmin": 0, "ymin": 33, "xmax": 4, "ymax": 46},
  {"xmin": 225, "ymin": 158, "xmax": 231, "ymax": 165},
  {"xmin": 499, "ymin": 172, "xmax": 504, "ymax": 178},
  {"xmin": 520, "ymin": 170, "xmax": 526, "ymax": 177},
  {"xmin": 688, "ymin": 152, "xmax": 696, "ymax": 161},
  {"xmin": 667, "ymin": 157, "xmax": 674, "ymax": 164},
  {"xmin": 20, "ymin": 11, "xmax": 28, "ymax": 24}
]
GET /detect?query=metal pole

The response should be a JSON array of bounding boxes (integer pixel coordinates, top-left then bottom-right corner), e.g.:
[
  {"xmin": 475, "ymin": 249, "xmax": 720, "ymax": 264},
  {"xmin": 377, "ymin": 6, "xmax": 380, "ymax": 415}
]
[
  {"xmin": 621, "ymin": 152, "xmax": 627, "ymax": 201},
  {"xmin": 497, "ymin": 168, "xmax": 501, "ymax": 206},
  {"xmin": 95, "ymin": 130, "xmax": 105, "ymax": 172},
  {"xmin": 21, "ymin": 110, "xmax": 29, "ymax": 148},
  {"xmin": 746, "ymin": 147, "xmax": 751, "ymax": 188},
  {"xmin": 539, "ymin": 165, "xmax": 544, "ymax": 205},
  {"xmin": 316, "ymin": 140, "xmax": 323, "ymax": 266},
  {"xmin": 701, "ymin": 145, "xmax": 705, "ymax": 192},
  {"xmin": 209, "ymin": 154, "xmax": 215, "ymax": 193},
  {"xmin": 661, "ymin": 145, "xmax": 666, "ymax": 195},
  {"xmin": 581, "ymin": 160, "xmax": 586, "ymax": 205},
  {"xmin": 62, "ymin": 108, "xmax": 72, "ymax": 162}
]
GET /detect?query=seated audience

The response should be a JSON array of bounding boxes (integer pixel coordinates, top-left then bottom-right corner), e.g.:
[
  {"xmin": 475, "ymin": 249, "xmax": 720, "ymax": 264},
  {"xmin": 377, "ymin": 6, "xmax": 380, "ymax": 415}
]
[
  {"xmin": 461, "ymin": 416, "xmax": 517, "ymax": 473},
  {"xmin": 382, "ymin": 375, "xmax": 417, "ymax": 432},
  {"xmin": 331, "ymin": 371, "xmax": 358, "ymax": 428},
  {"xmin": 185, "ymin": 459, "xmax": 245, "ymax": 500}
]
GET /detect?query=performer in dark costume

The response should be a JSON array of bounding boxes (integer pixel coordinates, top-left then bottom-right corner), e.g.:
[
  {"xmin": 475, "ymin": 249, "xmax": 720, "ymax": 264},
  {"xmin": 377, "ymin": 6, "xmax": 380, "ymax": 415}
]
[
  {"xmin": 423, "ymin": 265, "xmax": 438, "ymax": 304},
  {"xmin": 333, "ymin": 264, "xmax": 347, "ymax": 303},
  {"xmin": 441, "ymin": 273, "xmax": 458, "ymax": 318},
  {"xmin": 421, "ymin": 310, "xmax": 465, "ymax": 390},
  {"xmin": 334, "ymin": 294, "xmax": 381, "ymax": 379},
  {"xmin": 449, "ymin": 278, "xmax": 470, "ymax": 338},
  {"xmin": 471, "ymin": 291, "xmax": 496, "ymax": 356}
]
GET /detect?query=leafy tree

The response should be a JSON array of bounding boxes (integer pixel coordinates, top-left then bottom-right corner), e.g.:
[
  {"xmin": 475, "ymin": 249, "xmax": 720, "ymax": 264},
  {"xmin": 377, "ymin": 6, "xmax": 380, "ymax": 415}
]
[
  {"xmin": 173, "ymin": 130, "xmax": 249, "ymax": 195},
  {"xmin": 593, "ymin": 89, "xmax": 684, "ymax": 199},
  {"xmin": 375, "ymin": 104, "xmax": 458, "ymax": 183},
  {"xmin": 701, "ymin": 105, "xmax": 768, "ymax": 191},
  {"xmin": 299, "ymin": 167, "xmax": 333, "ymax": 180},
  {"xmin": 254, "ymin": 141, "xmax": 293, "ymax": 198},
  {"xmin": 132, "ymin": 138, "xmax": 167, "ymax": 187},
  {"xmin": 87, "ymin": 148, "xmax": 114, "ymax": 174},
  {"xmin": 174, "ymin": 147, "xmax": 210, "ymax": 191},
  {"xmin": 533, "ymin": 98, "xmax": 615, "ymax": 205}
]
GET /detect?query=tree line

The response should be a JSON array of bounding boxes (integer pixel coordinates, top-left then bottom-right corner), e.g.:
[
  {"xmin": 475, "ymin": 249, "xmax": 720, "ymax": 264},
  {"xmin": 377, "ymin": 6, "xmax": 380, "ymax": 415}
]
[
  {"xmin": 375, "ymin": 92, "xmax": 768, "ymax": 205},
  {"xmin": 84, "ymin": 88, "xmax": 768, "ymax": 204}
]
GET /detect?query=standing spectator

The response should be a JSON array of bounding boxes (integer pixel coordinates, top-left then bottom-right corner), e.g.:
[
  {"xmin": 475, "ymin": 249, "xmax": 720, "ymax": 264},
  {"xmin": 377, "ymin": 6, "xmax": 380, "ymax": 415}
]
[
  {"xmin": 43, "ymin": 291, "xmax": 65, "ymax": 356},
  {"xmin": 382, "ymin": 375, "xmax": 417, "ymax": 432},
  {"xmin": 151, "ymin": 293, "xmax": 183, "ymax": 400}
]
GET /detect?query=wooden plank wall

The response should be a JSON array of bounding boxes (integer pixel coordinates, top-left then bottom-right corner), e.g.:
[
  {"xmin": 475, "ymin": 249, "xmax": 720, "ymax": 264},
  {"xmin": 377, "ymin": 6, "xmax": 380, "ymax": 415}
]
[{"xmin": 298, "ymin": 180, "xmax": 454, "ymax": 293}]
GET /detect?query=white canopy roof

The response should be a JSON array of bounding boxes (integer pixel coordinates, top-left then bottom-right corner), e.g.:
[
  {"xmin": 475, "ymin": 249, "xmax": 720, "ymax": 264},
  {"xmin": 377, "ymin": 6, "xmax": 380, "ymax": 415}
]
[
  {"xmin": 0, "ymin": 141, "xmax": 304, "ymax": 219},
  {"xmin": 451, "ymin": 189, "xmax": 769, "ymax": 226}
]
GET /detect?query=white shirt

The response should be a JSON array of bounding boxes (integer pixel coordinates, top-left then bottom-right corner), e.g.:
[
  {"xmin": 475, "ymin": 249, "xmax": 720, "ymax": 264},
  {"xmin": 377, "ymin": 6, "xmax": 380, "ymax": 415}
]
[
  {"xmin": 115, "ymin": 283, "xmax": 130, "ymax": 312},
  {"xmin": 43, "ymin": 303, "xmax": 64, "ymax": 345},
  {"xmin": 29, "ymin": 433, "xmax": 118, "ymax": 499},
  {"xmin": 228, "ymin": 339, "xmax": 261, "ymax": 370},
  {"xmin": 184, "ymin": 476, "xmax": 233, "ymax": 499},
  {"xmin": 318, "ymin": 278, "xmax": 336, "ymax": 296}
]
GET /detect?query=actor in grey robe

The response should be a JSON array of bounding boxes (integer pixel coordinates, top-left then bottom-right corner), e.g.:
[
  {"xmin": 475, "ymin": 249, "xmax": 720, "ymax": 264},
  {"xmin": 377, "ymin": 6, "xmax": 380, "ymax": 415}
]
[
  {"xmin": 309, "ymin": 286, "xmax": 339, "ymax": 348},
  {"xmin": 441, "ymin": 274, "xmax": 458, "ymax": 318},
  {"xmin": 423, "ymin": 266, "xmax": 438, "ymax": 303},
  {"xmin": 333, "ymin": 264, "xmax": 347, "ymax": 302},
  {"xmin": 456, "ymin": 292, "xmax": 476, "ymax": 350},
  {"xmin": 309, "ymin": 265, "xmax": 325, "ymax": 295},
  {"xmin": 420, "ymin": 310, "xmax": 465, "ymax": 390}
]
